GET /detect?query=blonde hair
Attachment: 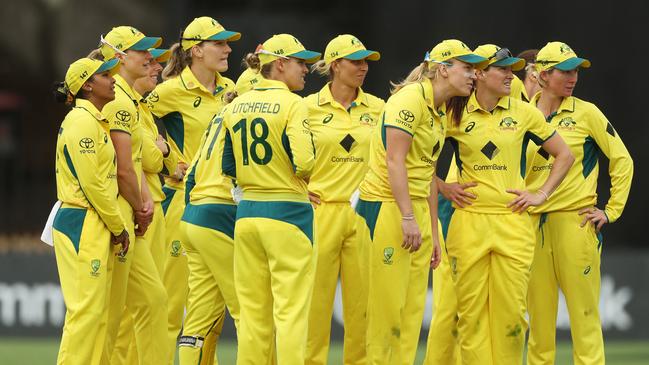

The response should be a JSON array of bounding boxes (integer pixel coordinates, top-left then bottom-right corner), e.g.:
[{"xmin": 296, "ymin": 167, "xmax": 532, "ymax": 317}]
[
  {"xmin": 162, "ymin": 43, "xmax": 192, "ymax": 80},
  {"xmin": 310, "ymin": 60, "xmax": 333, "ymax": 80},
  {"xmin": 87, "ymin": 49, "xmax": 104, "ymax": 61},
  {"xmin": 243, "ymin": 53, "xmax": 273, "ymax": 78},
  {"xmin": 390, "ymin": 61, "xmax": 440, "ymax": 94}
]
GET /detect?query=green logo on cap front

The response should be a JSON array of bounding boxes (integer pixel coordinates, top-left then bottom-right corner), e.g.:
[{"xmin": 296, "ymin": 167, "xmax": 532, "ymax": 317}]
[{"xmin": 559, "ymin": 43, "xmax": 573, "ymax": 55}]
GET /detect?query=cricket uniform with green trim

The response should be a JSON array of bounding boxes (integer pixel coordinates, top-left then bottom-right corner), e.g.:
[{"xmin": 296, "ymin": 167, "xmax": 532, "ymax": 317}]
[
  {"xmin": 147, "ymin": 66, "xmax": 234, "ymax": 362},
  {"xmin": 100, "ymin": 73, "xmax": 146, "ymax": 363},
  {"xmin": 304, "ymin": 82, "xmax": 384, "ymax": 365},
  {"xmin": 445, "ymin": 92, "xmax": 555, "ymax": 365},
  {"xmin": 177, "ymin": 111, "xmax": 238, "ymax": 365},
  {"xmin": 526, "ymin": 93, "xmax": 633, "ymax": 365},
  {"xmin": 54, "ymin": 98, "xmax": 126, "ymax": 365},
  {"xmin": 221, "ymin": 77, "xmax": 317, "ymax": 365},
  {"xmin": 357, "ymin": 78, "xmax": 444, "ymax": 365},
  {"xmin": 110, "ymin": 95, "xmax": 170, "ymax": 365}
]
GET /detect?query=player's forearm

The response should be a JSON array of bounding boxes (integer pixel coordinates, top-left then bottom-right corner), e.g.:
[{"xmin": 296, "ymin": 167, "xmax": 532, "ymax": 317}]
[
  {"xmin": 387, "ymin": 159, "xmax": 414, "ymax": 217},
  {"xmin": 539, "ymin": 148, "xmax": 573, "ymax": 197},
  {"xmin": 117, "ymin": 167, "xmax": 143, "ymax": 211},
  {"xmin": 605, "ymin": 152, "xmax": 634, "ymax": 222}
]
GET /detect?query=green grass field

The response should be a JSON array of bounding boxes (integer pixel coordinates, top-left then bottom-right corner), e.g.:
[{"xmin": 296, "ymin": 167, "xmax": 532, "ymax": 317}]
[{"xmin": 0, "ymin": 338, "xmax": 648, "ymax": 364}]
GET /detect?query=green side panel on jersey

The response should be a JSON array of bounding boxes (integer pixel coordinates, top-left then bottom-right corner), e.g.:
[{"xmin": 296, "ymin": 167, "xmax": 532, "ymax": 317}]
[
  {"xmin": 53, "ymin": 207, "xmax": 87, "ymax": 254},
  {"xmin": 161, "ymin": 112, "xmax": 185, "ymax": 153},
  {"xmin": 182, "ymin": 202, "xmax": 237, "ymax": 240},
  {"xmin": 437, "ymin": 194, "xmax": 455, "ymax": 241},
  {"xmin": 281, "ymin": 127, "xmax": 296, "ymax": 172},
  {"xmin": 448, "ymin": 137, "xmax": 463, "ymax": 176},
  {"xmin": 356, "ymin": 199, "xmax": 382, "ymax": 241},
  {"xmin": 222, "ymin": 130, "xmax": 236, "ymax": 178},
  {"xmin": 582, "ymin": 136, "xmax": 601, "ymax": 178},
  {"xmin": 161, "ymin": 186, "xmax": 177, "ymax": 216},
  {"xmin": 236, "ymin": 200, "xmax": 314, "ymax": 244},
  {"xmin": 63, "ymin": 145, "xmax": 78, "ymax": 179}
]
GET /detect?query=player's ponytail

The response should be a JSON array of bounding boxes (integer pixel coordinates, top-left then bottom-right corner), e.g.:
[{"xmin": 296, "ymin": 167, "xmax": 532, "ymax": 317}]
[
  {"xmin": 390, "ymin": 61, "xmax": 440, "ymax": 94},
  {"xmin": 87, "ymin": 49, "xmax": 104, "ymax": 61},
  {"xmin": 310, "ymin": 60, "xmax": 332, "ymax": 80},
  {"xmin": 163, "ymin": 43, "xmax": 191, "ymax": 80},
  {"xmin": 243, "ymin": 53, "xmax": 273, "ymax": 78}
]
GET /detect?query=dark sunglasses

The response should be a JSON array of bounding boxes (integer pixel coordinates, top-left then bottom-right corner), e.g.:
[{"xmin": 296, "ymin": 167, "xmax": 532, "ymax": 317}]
[{"xmin": 488, "ymin": 48, "xmax": 513, "ymax": 62}]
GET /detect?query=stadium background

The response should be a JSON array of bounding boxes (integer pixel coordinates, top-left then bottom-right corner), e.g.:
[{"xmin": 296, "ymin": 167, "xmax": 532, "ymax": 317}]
[{"xmin": 0, "ymin": 0, "xmax": 647, "ymax": 363}]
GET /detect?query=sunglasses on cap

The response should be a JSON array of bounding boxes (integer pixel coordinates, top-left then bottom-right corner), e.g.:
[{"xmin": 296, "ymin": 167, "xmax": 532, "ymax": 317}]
[
  {"xmin": 99, "ymin": 35, "xmax": 127, "ymax": 56},
  {"xmin": 488, "ymin": 47, "xmax": 512, "ymax": 62},
  {"xmin": 535, "ymin": 59, "xmax": 561, "ymax": 66}
]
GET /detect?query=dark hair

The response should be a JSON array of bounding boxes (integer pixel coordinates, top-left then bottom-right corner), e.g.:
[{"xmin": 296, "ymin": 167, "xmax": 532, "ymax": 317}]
[
  {"xmin": 243, "ymin": 53, "xmax": 273, "ymax": 78},
  {"xmin": 446, "ymin": 95, "xmax": 469, "ymax": 127},
  {"xmin": 515, "ymin": 49, "xmax": 538, "ymax": 80},
  {"xmin": 52, "ymin": 77, "xmax": 91, "ymax": 105}
]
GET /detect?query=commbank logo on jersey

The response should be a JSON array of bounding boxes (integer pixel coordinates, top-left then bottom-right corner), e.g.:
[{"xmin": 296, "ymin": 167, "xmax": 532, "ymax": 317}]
[
  {"xmin": 557, "ymin": 117, "xmax": 576, "ymax": 131},
  {"xmin": 79, "ymin": 138, "xmax": 95, "ymax": 149},
  {"xmin": 499, "ymin": 117, "xmax": 518, "ymax": 131},
  {"xmin": 323, "ymin": 113, "xmax": 333, "ymax": 124},
  {"xmin": 339, "ymin": 134, "xmax": 355, "ymax": 152},
  {"xmin": 481, "ymin": 141, "xmax": 500, "ymax": 160},
  {"xmin": 115, "ymin": 110, "xmax": 131, "ymax": 122}
]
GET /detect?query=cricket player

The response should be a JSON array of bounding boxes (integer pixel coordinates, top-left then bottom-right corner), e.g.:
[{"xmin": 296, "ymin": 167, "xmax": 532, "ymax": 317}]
[
  {"xmin": 526, "ymin": 41, "xmax": 634, "ymax": 365},
  {"xmin": 443, "ymin": 44, "xmax": 573, "ymax": 365},
  {"xmin": 53, "ymin": 57, "xmax": 127, "ymax": 365},
  {"xmin": 220, "ymin": 33, "xmax": 320, "ymax": 364},
  {"xmin": 356, "ymin": 40, "xmax": 485, "ymax": 365},
  {"xmin": 145, "ymin": 17, "xmax": 240, "ymax": 363},
  {"xmin": 304, "ymin": 34, "xmax": 383, "ymax": 365}
]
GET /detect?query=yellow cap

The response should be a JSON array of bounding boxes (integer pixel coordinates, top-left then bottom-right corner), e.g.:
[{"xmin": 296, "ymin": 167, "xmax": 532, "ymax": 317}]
[
  {"xmin": 473, "ymin": 44, "xmax": 525, "ymax": 71},
  {"xmin": 149, "ymin": 48, "xmax": 171, "ymax": 63},
  {"xmin": 256, "ymin": 34, "xmax": 322, "ymax": 66},
  {"xmin": 181, "ymin": 17, "xmax": 241, "ymax": 51},
  {"xmin": 323, "ymin": 34, "xmax": 380, "ymax": 65},
  {"xmin": 535, "ymin": 42, "xmax": 591, "ymax": 72},
  {"xmin": 65, "ymin": 58, "xmax": 120, "ymax": 96},
  {"xmin": 100, "ymin": 26, "xmax": 162, "ymax": 59},
  {"xmin": 426, "ymin": 39, "xmax": 487, "ymax": 67},
  {"xmin": 234, "ymin": 68, "xmax": 263, "ymax": 95}
]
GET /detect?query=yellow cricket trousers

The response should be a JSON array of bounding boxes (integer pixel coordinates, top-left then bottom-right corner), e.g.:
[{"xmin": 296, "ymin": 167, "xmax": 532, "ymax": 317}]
[
  {"xmin": 102, "ymin": 197, "xmax": 135, "ymax": 365},
  {"xmin": 424, "ymin": 195, "xmax": 460, "ymax": 365},
  {"xmin": 306, "ymin": 202, "xmax": 368, "ymax": 365},
  {"xmin": 445, "ymin": 209, "xmax": 535, "ymax": 365},
  {"xmin": 234, "ymin": 200, "xmax": 316, "ymax": 365},
  {"xmin": 527, "ymin": 211, "xmax": 604, "ymax": 365},
  {"xmin": 53, "ymin": 205, "xmax": 114, "ymax": 365},
  {"xmin": 111, "ymin": 202, "xmax": 169, "ymax": 365},
  {"xmin": 357, "ymin": 198, "xmax": 433, "ymax": 365},
  {"xmin": 161, "ymin": 186, "xmax": 191, "ymax": 364},
  {"xmin": 179, "ymin": 201, "xmax": 239, "ymax": 365}
]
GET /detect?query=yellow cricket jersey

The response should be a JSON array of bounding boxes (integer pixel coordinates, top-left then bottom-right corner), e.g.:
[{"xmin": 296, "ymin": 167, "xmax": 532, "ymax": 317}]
[
  {"xmin": 305, "ymin": 83, "xmax": 385, "ymax": 202},
  {"xmin": 139, "ymin": 98, "xmax": 177, "ymax": 203},
  {"xmin": 221, "ymin": 78, "xmax": 315, "ymax": 202},
  {"xmin": 526, "ymin": 95, "xmax": 633, "ymax": 222},
  {"xmin": 446, "ymin": 93, "xmax": 555, "ymax": 214},
  {"xmin": 102, "ymin": 74, "xmax": 144, "ymax": 188},
  {"xmin": 55, "ymin": 99, "xmax": 125, "ymax": 236},
  {"xmin": 146, "ymin": 66, "xmax": 234, "ymax": 189},
  {"xmin": 185, "ymin": 112, "xmax": 234, "ymax": 204},
  {"xmin": 359, "ymin": 79, "xmax": 445, "ymax": 201}
]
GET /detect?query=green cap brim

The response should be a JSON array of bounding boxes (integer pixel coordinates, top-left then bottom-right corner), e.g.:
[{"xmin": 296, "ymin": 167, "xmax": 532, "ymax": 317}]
[
  {"xmin": 456, "ymin": 54, "xmax": 488, "ymax": 64},
  {"xmin": 290, "ymin": 50, "xmax": 322, "ymax": 63},
  {"xmin": 149, "ymin": 48, "xmax": 171, "ymax": 62},
  {"xmin": 207, "ymin": 30, "xmax": 242, "ymax": 42},
  {"xmin": 344, "ymin": 49, "xmax": 381, "ymax": 61},
  {"xmin": 554, "ymin": 57, "xmax": 591, "ymax": 71},
  {"xmin": 95, "ymin": 58, "xmax": 120, "ymax": 75},
  {"xmin": 492, "ymin": 57, "xmax": 526, "ymax": 71},
  {"xmin": 129, "ymin": 37, "xmax": 162, "ymax": 51}
]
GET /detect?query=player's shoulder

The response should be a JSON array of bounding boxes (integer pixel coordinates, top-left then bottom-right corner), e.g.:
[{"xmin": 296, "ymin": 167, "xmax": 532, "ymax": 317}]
[
  {"xmin": 363, "ymin": 92, "xmax": 386, "ymax": 110},
  {"xmin": 386, "ymin": 83, "xmax": 424, "ymax": 107},
  {"xmin": 511, "ymin": 97, "xmax": 544, "ymax": 120}
]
